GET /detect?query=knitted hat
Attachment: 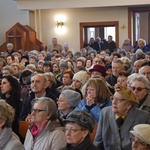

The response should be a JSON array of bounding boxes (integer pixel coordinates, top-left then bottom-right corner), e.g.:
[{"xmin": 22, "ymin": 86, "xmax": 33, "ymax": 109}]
[
  {"xmin": 114, "ymin": 84, "xmax": 138, "ymax": 105},
  {"xmin": 130, "ymin": 124, "xmax": 150, "ymax": 145},
  {"xmin": 61, "ymin": 90, "xmax": 81, "ymax": 107},
  {"xmin": 59, "ymin": 59, "xmax": 68, "ymax": 69},
  {"xmin": 63, "ymin": 110, "xmax": 95, "ymax": 133},
  {"xmin": 73, "ymin": 70, "xmax": 87, "ymax": 85},
  {"xmin": 89, "ymin": 64, "xmax": 106, "ymax": 77}
]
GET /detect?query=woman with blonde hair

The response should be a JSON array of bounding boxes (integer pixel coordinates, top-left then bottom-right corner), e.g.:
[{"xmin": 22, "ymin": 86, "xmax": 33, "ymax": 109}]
[
  {"xmin": 0, "ymin": 100, "xmax": 24, "ymax": 150},
  {"xmin": 75, "ymin": 77, "xmax": 112, "ymax": 122}
]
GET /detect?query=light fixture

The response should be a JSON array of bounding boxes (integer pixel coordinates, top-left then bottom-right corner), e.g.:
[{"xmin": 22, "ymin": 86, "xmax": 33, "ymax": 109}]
[
  {"xmin": 57, "ymin": 21, "xmax": 64, "ymax": 28},
  {"xmin": 120, "ymin": 24, "xmax": 126, "ymax": 30}
]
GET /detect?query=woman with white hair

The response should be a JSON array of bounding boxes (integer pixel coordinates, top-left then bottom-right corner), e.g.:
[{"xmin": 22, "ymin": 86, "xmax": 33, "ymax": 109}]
[
  {"xmin": 130, "ymin": 124, "xmax": 150, "ymax": 150},
  {"xmin": 24, "ymin": 97, "xmax": 66, "ymax": 150},
  {"xmin": 134, "ymin": 38, "xmax": 150, "ymax": 53},
  {"xmin": 130, "ymin": 74, "xmax": 150, "ymax": 113},
  {"xmin": 131, "ymin": 49, "xmax": 145, "ymax": 64}
]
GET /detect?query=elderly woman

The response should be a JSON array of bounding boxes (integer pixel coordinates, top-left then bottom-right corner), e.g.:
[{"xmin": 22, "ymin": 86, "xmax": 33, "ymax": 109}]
[
  {"xmin": 130, "ymin": 124, "xmax": 150, "ymax": 150},
  {"xmin": 75, "ymin": 77, "xmax": 112, "ymax": 122},
  {"xmin": 94, "ymin": 84, "xmax": 150, "ymax": 150},
  {"xmin": 57, "ymin": 89, "xmax": 81, "ymax": 123},
  {"xmin": 63, "ymin": 110, "xmax": 98, "ymax": 150},
  {"xmin": 0, "ymin": 100, "xmax": 24, "ymax": 150},
  {"xmin": 130, "ymin": 74, "xmax": 150, "ymax": 113},
  {"xmin": 24, "ymin": 97, "xmax": 66, "ymax": 150}
]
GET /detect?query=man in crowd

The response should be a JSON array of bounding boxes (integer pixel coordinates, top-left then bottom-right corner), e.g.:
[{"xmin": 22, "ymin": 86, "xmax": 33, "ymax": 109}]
[
  {"xmin": 5, "ymin": 43, "xmax": 15, "ymax": 55},
  {"xmin": 105, "ymin": 58, "xmax": 124, "ymax": 94},
  {"xmin": 139, "ymin": 65, "xmax": 150, "ymax": 82},
  {"xmin": 48, "ymin": 37, "xmax": 63, "ymax": 53},
  {"xmin": 19, "ymin": 73, "xmax": 53, "ymax": 121},
  {"xmin": 102, "ymin": 35, "xmax": 116, "ymax": 54}
]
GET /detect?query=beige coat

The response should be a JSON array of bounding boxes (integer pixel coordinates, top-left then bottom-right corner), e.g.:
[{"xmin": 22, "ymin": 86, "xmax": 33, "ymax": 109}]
[
  {"xmin": 24, "ymin": 120, "xmax": 66, "ymax": 150},
  {"xmin": 3, "ymin": 133, "xmax": 24, "ymax": 150}
]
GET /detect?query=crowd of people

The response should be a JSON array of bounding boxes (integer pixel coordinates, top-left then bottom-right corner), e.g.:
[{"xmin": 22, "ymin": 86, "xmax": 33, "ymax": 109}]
[{"xmin": 0, "ymin": 36, "xmax": 150, "ymax": 150}]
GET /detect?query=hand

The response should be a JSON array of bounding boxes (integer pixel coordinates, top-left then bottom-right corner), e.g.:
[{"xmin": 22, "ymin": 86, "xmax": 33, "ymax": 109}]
[
  {"xmin": 25, "ymin": 114, "xmax": 32, "ymax": 122},
  {"xmin": 86, "ymin": 95, "xmax": 96, "ymax": 106}
]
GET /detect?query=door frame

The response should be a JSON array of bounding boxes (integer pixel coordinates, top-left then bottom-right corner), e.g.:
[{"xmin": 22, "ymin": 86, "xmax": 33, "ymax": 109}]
[
  {"xmin": 128, "ymin": 6, "xmax": 150, "ymax": 45},
  {"xmin": 79, "ymin": 21, "xmax": 119, "ymax": 49}
]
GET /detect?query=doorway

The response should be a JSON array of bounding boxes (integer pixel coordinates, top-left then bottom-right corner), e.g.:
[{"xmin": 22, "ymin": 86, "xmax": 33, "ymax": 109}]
[
  {"xmin": 79, "ymin": 21, "xmax": 119, "ymax": 49},
  {"xmin": 128, "ymin": 6, "xmax": 150, "ymax": 46}
]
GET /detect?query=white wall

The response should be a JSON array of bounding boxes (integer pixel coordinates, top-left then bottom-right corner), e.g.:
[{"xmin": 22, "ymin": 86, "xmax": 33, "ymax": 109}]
[
  {"xmin": 0, "ymin": 0, "xmax": 29, "ymax": 46},
  {"xmin": 16, "ymin": 0, "xmax": 150, "ymax": 10},
  {"xmin": 38, "ymin": 7, "xmax": 128, "ymax": 51}
]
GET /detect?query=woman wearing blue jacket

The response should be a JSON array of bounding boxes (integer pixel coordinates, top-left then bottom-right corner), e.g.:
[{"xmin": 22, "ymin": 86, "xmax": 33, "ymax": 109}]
[{"xmin": 75, "ymin": 77, "xmax": 112, "ymax": 122}]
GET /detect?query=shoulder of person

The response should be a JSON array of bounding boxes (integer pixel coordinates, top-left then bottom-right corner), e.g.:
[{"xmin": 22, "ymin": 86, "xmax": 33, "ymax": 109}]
[
  {"xmin": 4, "ymin": 133, "xmax": 24, "ymax": 150},
  {"xmin": 48, "ymin": 120, "xmax": 64, "ymax": 132}
]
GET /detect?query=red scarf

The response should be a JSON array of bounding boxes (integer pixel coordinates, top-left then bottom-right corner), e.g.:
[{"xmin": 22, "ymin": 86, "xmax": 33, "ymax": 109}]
[{"xmin": 31, "ymin": 120, "xmax": 48, "ymax": 139}]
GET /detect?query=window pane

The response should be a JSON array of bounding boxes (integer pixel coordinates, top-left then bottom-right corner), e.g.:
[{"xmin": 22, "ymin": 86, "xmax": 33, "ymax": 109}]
[{"xmin": 104, "ymin": 27, "xmax": 116, "ymax": 41}]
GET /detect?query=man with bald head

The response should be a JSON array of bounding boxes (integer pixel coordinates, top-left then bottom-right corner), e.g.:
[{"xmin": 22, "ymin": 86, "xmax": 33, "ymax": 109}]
[
  {"xmin": 19, "ymin": 73, "xmax": 56, "ymax": 121},
  {"xmin": 132, "ymin": 60, "xmax": 143, "ymax": 73},
  {"xmin": 139, "ymin": 65, "xmax": 150, "ymax": 82}
]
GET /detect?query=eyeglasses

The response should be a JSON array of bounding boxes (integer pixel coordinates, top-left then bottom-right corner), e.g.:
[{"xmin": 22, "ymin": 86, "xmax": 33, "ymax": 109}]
[
  {"xmin": 110, "ymin": 96, "xmax": 126, "ymax": 103},
  {"xmin": 31, "ymin": 108, "xmax": 46, "ymax": 114},
  {"xmin": 65, "ymin": 128, "xmax": 83, "ymax": 133},
  {"xmin": 130, "ymin": 86, "xmax": 146, "ymax": 92},
  {"xmin": 131, "ymin": 137, "xmax": 148, "ymax": 147}
]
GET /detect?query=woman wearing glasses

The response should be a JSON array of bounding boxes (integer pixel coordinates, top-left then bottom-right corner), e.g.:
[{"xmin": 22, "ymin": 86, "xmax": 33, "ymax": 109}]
[
  {"xmin": 24, "ymin": 97, "xmax": 66, "ymax": 150},
  {"xmin": 130, "ymin": 124, "xmax": 150, "ymax": 150},
  {"xmin": 130, "ymin": 74, "xmax": 150, "ymax": 113},
  {"xmin": 94, "ymin": 84, "xmax": 150, "ymax": 150},
  {"xmin": 63, "ymin": 110, "xmax": 98, "ymax": 150}
]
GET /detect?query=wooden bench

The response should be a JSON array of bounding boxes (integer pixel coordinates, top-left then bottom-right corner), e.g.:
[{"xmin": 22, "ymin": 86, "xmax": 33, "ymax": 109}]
[
  {"xmin": 90, "ymin": 123, "xmax": 98, "ymax": 143},
  {"xmin": 19, "ymin": 121, "xmax": 31, "ymax": 139}
]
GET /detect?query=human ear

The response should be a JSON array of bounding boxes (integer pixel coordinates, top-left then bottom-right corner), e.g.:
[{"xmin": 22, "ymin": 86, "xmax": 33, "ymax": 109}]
[
  {"xmin": 0, "ymin": 119, "xmax": 5, "ymax": 129},
  {"xmin": 82, "ymin": 130, "xmax": 89, "ymax": 138}
]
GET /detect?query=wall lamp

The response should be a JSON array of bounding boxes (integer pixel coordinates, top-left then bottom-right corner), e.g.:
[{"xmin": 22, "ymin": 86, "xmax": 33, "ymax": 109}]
[
  {"xmin": 57, "ymin": 21, "xmax": 64, "ymax": 28},
  {"xmin": 120, "ymin": 24, "xmax": 126, "ymax": 30}
]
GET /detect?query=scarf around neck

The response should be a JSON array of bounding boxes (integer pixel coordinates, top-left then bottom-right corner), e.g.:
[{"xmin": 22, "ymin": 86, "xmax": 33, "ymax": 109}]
[
  {"xmin": 31, "ymin": 120, "xmax": 48, "ymax": 139},
  {"xmin": 0, "ymin": 127, "xmax": 12, "ymax": 149}
]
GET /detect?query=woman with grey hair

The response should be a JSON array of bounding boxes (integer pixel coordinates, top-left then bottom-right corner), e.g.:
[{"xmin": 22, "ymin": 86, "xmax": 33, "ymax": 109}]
[
  {"xmin": 24, "ymin": 97, "xmax": 66, "ymax": 150},
  {"xmin": 130, "ymin": 74, "xmax": 150, "ymax": 113},
  {"xmin": 0, "ymin": 100, "xmax": 24, "ymax": 150}
]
